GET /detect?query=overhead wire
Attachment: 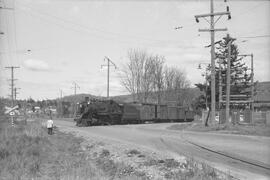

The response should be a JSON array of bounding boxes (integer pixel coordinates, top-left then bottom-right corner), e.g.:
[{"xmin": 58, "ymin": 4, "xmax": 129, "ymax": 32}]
[
  {"xmin": 12, "ymin": 0, "xmax": 19, "ymax": 65},
  {"xmin": 232, "ymin": 1, "xmax": 267, "ymax": 20},
  {"xmin": 20, "ymin": 9, "xmax": 167, "ymax": 48},
  {"xmin": 17, "ymin": 2, "xmax": 186, "ymax": 45},
  {"xmin": 229, "ymin": 1, "xmax": 269, "ymax": 38},
  {"xmin": 17, "ymin": 8, "xmax": 164, "ymax": 48},
  {"xmin": 17, "ymin": 4, "xmax": 207, "ymax": 53},
  {"xmin": 3, "ymin": 0, "xmax": 13, "ymax": 66},
  {"xmin": 238, "ymin": 35, "xmax": 270, "ymax": 39}
]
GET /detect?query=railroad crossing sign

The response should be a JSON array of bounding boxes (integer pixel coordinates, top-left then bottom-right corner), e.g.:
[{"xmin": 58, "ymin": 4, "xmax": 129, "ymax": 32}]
[{"xmin": 4, "ymin": 105, "xmax": 19, "ymax": 115}]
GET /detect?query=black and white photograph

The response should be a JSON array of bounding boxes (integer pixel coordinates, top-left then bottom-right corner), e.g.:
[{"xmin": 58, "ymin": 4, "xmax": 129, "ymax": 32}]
[{"xmin": 0, "ymin": 0, "xmax": 269, "ymax": 179}]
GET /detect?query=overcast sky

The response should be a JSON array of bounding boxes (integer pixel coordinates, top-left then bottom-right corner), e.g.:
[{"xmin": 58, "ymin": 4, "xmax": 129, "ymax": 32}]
[{"xmin": 0, "ymin": 0, "xmax": 269, "ymax": 100}]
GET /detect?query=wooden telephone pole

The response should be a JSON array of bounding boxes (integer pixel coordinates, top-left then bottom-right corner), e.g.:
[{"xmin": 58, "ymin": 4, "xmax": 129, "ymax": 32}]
[
  {"xmin": 195, "ymin": 0, "xmax": 231, "ymax": 124},
  {"xmin": 71, "ymin": 82, "xmax": 80, "ymax": 95},
  {"xmin": 225, "ymin": 36, "xmax": 232, "ymax": 125},
  {"xmin": 5, "ymin": 66, "xmax": 20, "ymax": 107},
  {"xmin": 5, "ymin": 66, "xmax": 19, "ymax": 126},
  {"xmin": 14, "ymin": 87, "xmax": 21, "ymax": 100},
  {"xmin": 101, "ymin": 56, "xmax": 117, "ymax": 99}
]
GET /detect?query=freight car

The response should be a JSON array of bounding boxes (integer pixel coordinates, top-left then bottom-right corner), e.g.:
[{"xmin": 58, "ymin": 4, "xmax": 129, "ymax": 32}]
[
  {"xmin": 137, "ymin": 103, "xmax": 194, "ymax": 123},
  {"xmin": 74, "ymin": 97, "xmax": 194, "ymax": 126}
]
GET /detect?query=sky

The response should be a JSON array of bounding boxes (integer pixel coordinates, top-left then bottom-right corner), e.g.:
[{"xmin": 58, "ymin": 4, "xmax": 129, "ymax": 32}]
[{"xmin": 0, "ymin": 0, "xmax": 269, "ymax": 100}]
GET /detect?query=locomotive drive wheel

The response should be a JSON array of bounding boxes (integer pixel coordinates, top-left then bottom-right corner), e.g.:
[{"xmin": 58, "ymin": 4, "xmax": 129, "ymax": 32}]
[{"xmin": 100, "ymin": 116, "xmax": 111, "ymax": 126}]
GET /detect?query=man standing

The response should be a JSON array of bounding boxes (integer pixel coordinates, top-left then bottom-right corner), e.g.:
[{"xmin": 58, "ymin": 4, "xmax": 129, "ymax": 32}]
[{"xmin": 47, "ymin": 117, "xmax": 54, "ymax": 135}]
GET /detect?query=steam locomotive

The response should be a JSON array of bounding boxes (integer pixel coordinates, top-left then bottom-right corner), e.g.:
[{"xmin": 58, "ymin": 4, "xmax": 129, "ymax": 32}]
[{"xmin": 74, "ymin": 97, "xmax": 194, "ymax": 126}]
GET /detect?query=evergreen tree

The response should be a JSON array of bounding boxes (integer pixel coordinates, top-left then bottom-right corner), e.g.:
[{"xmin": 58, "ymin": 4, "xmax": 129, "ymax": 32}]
[
  {"xmin": 193, "ymin": 35, "xmax": 253, "ymax": 125},
  {"xmin": 215, "ymin": 35, "xmax": 252, "ymax": 108}
]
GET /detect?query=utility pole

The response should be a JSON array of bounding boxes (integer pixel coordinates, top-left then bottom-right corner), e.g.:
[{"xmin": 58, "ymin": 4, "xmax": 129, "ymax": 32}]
[
  {"xmin": 59, "ymin": 89, "xmax": 63, "ymax": 118},
  {"xmin": 204, "ymin": 71, "xmax": 208, "ymax": 110},
  {"xmin": 71, "ymin": 82, "xmax": 79, "ymax": 117},
  {"xmin": 225, "ymin": 36, "xmax": 232, "ymax": 125},
  {"xmin": 71, "ymin": 82, "xmax": 80, "ymax": 95},
  {"xmin": 205, "ymin": 44, "xmax": 224, "ymax": 112},
  {"xmin": 238, "ymin": 53, "xmax": 254, "ymax": 123},
  {"xmin": 195, "ymin": 0, "xmax": 231, "ymax": 124},
  {"xmin": 198, "ymin": 63, "xmax": 210, "ymax": 110},
  {"xmin": 60, "ymin": 89, "xmax": 63, "ymax": 99},
  {"xmin": 251, "ymin": 54, "xmax": 254, "ymax": 123},
  {"xmin": 5, "ymin": 66, "xmax": 19, "ymax": 127},
  {"xmin": 101, "ymin": 56, "xmax": 117, "ymax": 99},
  {"xmin": 5, "ymin": 66, "xmax": 19, "ymax": 107},
  {"xmin": 218, "ymin": 58, "xmax": 222, "ymax": 110},
  {"xmin": 14, "ymin": 87, "xmax": 21, "ymax": 100}
]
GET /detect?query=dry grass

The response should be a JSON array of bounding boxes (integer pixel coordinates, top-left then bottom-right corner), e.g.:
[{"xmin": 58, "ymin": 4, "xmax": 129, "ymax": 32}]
[
  {"xmin": 0, "ymin": 117, "xmax": 149, "ymax": 180},
  {"xmin": 0, "ymin": 117, "xmax": 105, "ymax": 180}
]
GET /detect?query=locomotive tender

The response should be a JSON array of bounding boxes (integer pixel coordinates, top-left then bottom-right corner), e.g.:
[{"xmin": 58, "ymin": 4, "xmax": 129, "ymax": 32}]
[{"xmin": 74, "ymin": 97, "xmax": 194, "ymax": 126}]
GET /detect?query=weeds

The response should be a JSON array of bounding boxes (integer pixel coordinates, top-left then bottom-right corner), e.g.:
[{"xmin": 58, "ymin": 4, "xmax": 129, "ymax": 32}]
[
  {"xmin": 0, "ymin": 118, "xmax": 104, "ymax": 180},
  {"xmin": 100, "ymin": 149, "xmax": 110, "ymax": 157}
]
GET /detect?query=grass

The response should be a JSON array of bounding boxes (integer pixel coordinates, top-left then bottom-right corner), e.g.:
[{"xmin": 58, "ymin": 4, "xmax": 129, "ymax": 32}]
[
  {"xmin": 0, "ymin": 116, "xmax": 105, "ymax": 180},
  {"xmin": 0, "ymin": 117, "xmax": 150, "ymax": 180},
  {"xmin": 168, "ymin": 122, "xmax": 270, "ymax": 136}
]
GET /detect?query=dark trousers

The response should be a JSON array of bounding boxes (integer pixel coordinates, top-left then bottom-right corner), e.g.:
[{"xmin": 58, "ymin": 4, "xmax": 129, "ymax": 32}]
[{"xmin": 48, "ymin": 128, "xmax": 53, "ymax": 135}]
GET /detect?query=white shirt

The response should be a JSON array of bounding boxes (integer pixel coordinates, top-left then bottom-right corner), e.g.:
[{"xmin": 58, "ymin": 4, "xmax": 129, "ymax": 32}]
[{"xmin": 47, "ymin": 119, "xmax": 53, "ymax": 128}]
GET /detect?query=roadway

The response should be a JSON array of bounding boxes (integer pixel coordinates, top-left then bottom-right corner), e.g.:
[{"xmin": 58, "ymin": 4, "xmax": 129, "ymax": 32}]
[{"xmin": 54, "ymin": 119, "xmax": 270, "ymax": 180}]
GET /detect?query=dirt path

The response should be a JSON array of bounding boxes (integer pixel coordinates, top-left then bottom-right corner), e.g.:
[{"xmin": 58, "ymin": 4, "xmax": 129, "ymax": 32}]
[{"xmin": 55, "ymin": 119, "xmax": 270, "ymax": 180}]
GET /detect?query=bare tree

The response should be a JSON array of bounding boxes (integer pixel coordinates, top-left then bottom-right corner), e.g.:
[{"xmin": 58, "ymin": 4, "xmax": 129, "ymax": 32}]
[
  {"xmin": 163, "ymin": 67, "xmax": 190, "ymax": 106},
  {"xmin": 152, "ymin": 55, "xmax": 165, "ymax": 104},
  {"xmin": 120, "ymin": 49, "xmax": 155, "ymax": 103},
  {"xmin": 120, "ymin": 49, "xmax": 190, "ymax": 105},
  {"xmin": 141, "ymin": 57, "xmax": 155, "ymax": 103}
]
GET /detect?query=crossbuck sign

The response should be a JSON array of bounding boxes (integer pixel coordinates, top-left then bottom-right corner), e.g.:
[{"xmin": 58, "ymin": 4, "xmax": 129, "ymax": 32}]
[{"xmin": 4, "ymin": 105, "xmax": 19, "ymax": 115}]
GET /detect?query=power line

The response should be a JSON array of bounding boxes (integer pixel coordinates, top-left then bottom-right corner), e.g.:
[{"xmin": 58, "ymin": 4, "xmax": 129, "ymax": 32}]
[
  {"xmin": 11, "ymin": 0, "xmax": 19, "ymax": 64},
  {"xmin": 17, "ymin": 7, "xmax": 170, "ymax": 47},
  {"xmin": 232, "ymin": 1, "xmax": 266, "ymax": 20},
  {"xmin": 238, "ymin": 35, "xmax": 270, "ymax": 39},
  {"xmin": 2, "ymin": 6, "xmax": 14, "ymax": 65},
  {"xmin": 17, "ymin": 3, "xmax": 183, "ymax": 46}
]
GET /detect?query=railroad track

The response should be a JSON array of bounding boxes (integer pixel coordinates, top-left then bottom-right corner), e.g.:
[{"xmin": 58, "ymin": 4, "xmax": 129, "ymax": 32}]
[
  {"xmin": 185, "ymin": 139, "xmax": 270, "ymax": 171},
  {"xmin": 159, "ymin": 133, "xmax": 270, "ymax": 180}
]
